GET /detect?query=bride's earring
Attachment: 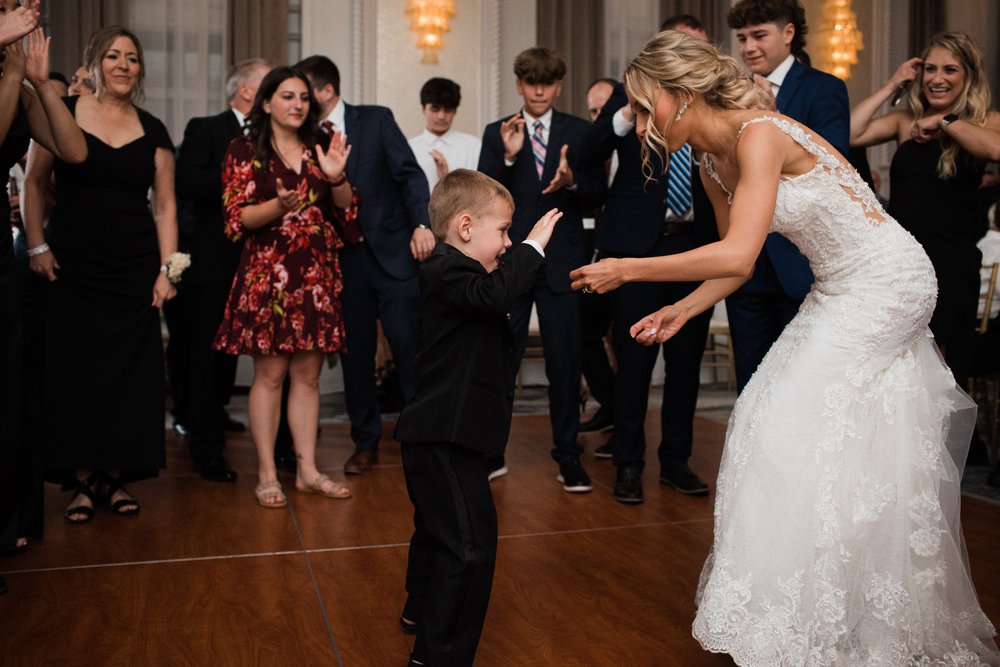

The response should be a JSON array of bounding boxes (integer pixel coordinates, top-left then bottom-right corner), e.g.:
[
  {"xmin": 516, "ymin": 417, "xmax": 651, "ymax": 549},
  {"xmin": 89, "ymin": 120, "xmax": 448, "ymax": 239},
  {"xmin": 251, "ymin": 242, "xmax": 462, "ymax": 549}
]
[{"xmin": 675, "ymin": 99, "xmax": 690, "ymax": 123}]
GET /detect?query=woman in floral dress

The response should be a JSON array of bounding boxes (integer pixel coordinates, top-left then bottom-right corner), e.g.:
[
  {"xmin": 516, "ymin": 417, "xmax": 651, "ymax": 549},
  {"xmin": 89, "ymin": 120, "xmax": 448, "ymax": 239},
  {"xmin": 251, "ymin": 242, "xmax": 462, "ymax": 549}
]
[{"xmin": 215, "ymin": 67, "xmax": 358, "ymax": 507}]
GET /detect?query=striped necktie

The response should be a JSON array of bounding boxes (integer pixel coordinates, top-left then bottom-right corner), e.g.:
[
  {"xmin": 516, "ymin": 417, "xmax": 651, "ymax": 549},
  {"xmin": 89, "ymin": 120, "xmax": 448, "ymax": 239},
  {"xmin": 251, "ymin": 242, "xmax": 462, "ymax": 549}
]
[
  {"xmin": 665, "ymin": 143, "xmax": 692, "ymax": 217},
  {"xmin": 531, "ymin": 119, "xmax": 546, "ymax": 179}
]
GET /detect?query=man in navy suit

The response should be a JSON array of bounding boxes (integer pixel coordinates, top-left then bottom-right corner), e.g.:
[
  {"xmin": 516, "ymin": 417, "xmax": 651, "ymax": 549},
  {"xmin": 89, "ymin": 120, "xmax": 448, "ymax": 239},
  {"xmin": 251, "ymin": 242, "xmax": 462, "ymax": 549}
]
[
  {"xmin": 725, "ymin": 0, "xmax": 850, "ymax": 391},
  {"xmin": 173, "ymin": 58, "xmax": 271, "ymax": 482},
  {"xmin": 295, "ymin": 55, "xmax": 433, "ymax": 475},
  {"xmin": 478, "ymin": 47, "xmax": 606, "ymax": 493}
]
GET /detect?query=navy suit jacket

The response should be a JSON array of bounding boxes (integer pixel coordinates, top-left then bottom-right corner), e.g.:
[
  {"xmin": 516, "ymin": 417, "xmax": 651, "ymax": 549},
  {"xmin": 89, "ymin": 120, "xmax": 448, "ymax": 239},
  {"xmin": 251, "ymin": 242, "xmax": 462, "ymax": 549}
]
[
  {"xmin": 175, "ymin": 110, "xmax": 244, "ymax": 288},
  {"xmin": 478, "ymin": 109, "xmax": 605, "ymax": 292},
  {"xmin": 342, "ymin": 103, "xmax": 430, "ymax": 281},
  {"xmin": 394, "ymin": 243, "xmax": 544, "ymax": 455},
  {"xmin": 757, "ymin": 60, "xmax": 850, "ymax": 300}
]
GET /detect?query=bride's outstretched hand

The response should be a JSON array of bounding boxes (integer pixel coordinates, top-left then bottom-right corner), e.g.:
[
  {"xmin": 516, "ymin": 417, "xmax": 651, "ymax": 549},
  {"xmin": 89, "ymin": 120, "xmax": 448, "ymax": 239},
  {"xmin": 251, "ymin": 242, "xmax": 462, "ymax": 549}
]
[
  {"xmin": 569, "ymin": 257, "xmax": 625, "ymax": 294},
  {"xmin": 630, "ymin": 305, "xmax": 688, "ymax": 345}
]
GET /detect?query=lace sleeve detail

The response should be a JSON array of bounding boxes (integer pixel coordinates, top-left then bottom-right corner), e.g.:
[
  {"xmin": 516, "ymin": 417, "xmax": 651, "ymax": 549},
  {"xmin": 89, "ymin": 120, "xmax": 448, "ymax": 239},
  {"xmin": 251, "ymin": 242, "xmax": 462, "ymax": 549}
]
[{"xmin": 702, "ymin": 153, "xmax": 733, "ymax": 205}]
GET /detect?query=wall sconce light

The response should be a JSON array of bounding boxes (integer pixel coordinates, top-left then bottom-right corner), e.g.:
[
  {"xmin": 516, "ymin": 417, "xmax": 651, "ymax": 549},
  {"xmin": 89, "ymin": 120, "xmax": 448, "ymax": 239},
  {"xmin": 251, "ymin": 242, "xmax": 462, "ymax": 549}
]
[
  {"xmin": 406, "ymin": 0, "xmax": 456, "ymax": 64},
  {"xmin": 816, "ymin": 0, "xmax": 864, "ymax": 80}
]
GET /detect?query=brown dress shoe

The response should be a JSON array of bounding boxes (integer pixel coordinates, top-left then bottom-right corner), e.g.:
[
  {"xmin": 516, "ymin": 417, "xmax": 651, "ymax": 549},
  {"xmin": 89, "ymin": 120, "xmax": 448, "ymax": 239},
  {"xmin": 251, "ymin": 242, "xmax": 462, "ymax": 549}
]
[{"xmin": 344, "ymin": 449, "xmax": 379, "ymax": 475}]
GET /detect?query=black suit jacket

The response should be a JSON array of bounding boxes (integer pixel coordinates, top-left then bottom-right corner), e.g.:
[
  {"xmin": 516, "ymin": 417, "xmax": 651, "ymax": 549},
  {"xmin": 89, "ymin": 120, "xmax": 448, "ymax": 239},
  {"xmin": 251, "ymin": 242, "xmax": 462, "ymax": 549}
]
[
  {"xmin": 478, "ymin": 109, "xmax": 605, "ymax": 291},
  {"xmin": 175, "ymin": 110, "xmax": 244, "ymax": 289},
  {"xmin": 394, "ymin": 243, "xmax": 544, "ymax": 455},
  {"xmin": 342, "ymin": 103, "xmax": 430, "ymax": 281}
]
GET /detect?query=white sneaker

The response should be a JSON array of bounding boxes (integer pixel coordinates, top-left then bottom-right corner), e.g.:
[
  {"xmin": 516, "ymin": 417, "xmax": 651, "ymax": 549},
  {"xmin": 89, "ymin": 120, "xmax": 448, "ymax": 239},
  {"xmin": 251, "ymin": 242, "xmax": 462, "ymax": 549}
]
[{"xmin": 487, "ymin": 465, "xmax": 508, "ymax": 482}]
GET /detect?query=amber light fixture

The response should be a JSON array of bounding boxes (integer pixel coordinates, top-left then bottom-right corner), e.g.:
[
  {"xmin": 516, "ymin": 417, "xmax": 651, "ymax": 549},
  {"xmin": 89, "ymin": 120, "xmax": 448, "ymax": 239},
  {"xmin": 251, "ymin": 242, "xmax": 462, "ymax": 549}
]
[
  {"xmin": 816, "ymin": 0, "xmax": 864, "ymax": 80},
  {"xmin": 406, "ymin": 0, "xmax": 456, "ymax": 64}
]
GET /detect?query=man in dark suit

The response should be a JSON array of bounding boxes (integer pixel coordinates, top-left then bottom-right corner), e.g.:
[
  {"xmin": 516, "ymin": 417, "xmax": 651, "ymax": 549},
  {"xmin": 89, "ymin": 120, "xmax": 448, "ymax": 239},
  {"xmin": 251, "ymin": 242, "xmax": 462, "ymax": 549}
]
[
  {"xmin": 173, "ymin": 58, "xmax": 271, "ymax": 482},
  {"xmin": 478, "ymin": 47, "xmax": 606, "ymax": 493},
  {"xmin": 294, "ymin": 55, "xmax": 433, "ymax": 475},
  {"xmin": 724, "ymin": 0, "xmax": 850, "ymax": 392}
]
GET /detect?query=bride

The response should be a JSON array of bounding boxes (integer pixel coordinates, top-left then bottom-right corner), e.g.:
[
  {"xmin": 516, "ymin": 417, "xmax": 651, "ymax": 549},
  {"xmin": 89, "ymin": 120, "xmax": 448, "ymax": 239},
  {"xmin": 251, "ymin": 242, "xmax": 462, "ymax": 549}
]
[{"xmin": 570, "ymin": 31, "xmax": 998, "ymax": 665}]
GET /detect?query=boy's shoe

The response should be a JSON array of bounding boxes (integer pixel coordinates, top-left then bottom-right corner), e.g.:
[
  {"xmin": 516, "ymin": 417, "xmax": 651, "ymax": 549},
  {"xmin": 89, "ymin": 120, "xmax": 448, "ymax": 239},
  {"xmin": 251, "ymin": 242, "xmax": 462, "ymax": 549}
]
[
  {"xmin": 660, "ymin": 464, "xmax": 709, "ymax": 496},
  {"xmin": 613, "ymin": 466, "xmax": 644, "ymax": 504},
  {"xmin": 557, "ymin": 458, "xmax": 593, "ymax": 493},
  {"xmin": 487, "ymin": 455, "xmax": 507, "ymax": 481}
]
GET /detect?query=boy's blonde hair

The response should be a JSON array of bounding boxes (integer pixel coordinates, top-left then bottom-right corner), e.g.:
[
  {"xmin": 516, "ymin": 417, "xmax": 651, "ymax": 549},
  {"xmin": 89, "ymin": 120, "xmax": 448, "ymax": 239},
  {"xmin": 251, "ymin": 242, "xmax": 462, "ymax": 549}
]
[{"xmin": 428, "ymin": 169, "xmax": 515, "ymax": 241}]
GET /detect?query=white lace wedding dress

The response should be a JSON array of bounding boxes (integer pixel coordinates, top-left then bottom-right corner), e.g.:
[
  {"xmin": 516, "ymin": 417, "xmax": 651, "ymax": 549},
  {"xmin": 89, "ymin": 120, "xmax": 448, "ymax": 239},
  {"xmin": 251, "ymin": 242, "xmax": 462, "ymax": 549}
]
[{"xmin": 693, "ymin": 116, "xmax": 999, "ymax": 666}]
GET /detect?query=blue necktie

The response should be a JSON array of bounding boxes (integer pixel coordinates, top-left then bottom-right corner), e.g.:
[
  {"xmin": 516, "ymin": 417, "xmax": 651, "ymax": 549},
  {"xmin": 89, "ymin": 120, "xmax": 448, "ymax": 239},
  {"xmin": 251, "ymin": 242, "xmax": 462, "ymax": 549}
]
[{"xmin": 665, "ymin": 144, "xmax": 692, "ymax": 217}]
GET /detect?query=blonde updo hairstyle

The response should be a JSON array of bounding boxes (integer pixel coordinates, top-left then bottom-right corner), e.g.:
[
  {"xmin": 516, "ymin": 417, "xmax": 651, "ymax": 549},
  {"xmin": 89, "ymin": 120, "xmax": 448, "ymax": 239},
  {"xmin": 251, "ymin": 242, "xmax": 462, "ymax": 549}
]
[
  {"xmin": 905, "ymin": 31, "xmax": 991, "ymax": 180},
  {"xmin": 624, "ymin": 30, "xmax": 765, "ymax": 182}
]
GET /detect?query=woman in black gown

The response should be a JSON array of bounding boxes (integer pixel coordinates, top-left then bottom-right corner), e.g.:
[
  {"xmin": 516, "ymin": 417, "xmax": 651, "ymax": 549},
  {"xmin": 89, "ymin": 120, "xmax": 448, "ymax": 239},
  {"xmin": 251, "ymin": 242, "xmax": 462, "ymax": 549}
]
[
  {"xmin": 850, "ymin": 32, "xmax": 1000, "ymax": 369},
  {"xmin": 23, "ymin": 26, "xmax": 179, "ymax": 522},
  {"xmin": 0, "ymin": 11, "xmax": 88, "ymax": 587}
]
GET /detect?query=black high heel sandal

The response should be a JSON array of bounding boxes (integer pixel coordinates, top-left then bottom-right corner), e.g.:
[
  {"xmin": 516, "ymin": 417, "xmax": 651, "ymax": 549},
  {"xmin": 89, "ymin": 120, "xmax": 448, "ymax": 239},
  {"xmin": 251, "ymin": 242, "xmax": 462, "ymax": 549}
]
[
  {"xmin": 64, "ymin": 475, "xmax": 99, "ymax": 524},
  {"xmin": 104, "ymin": 476, "xmax": 140, "ymax": 516}
]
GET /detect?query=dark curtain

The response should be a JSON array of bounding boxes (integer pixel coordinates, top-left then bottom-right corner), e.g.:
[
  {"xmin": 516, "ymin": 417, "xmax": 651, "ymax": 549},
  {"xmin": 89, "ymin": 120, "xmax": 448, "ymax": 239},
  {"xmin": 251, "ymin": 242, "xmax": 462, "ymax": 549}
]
[
  {"xmin": 908, "ymin": 0, "xmax": 945, "ymax": 56},
  {"xmin": 44, "ymin": 0, "xmax": 124, "ymax": 81},
  {"xmin": 537, "ymin": 0, "xmax": 604, "ymax": 121},
  {"xmin": 229, "ymin": 0, "xmax": 290, "ymax": 67},
  {"xmin": 659, "ymin": 0, "xmax": 720, "ymax": 41}
]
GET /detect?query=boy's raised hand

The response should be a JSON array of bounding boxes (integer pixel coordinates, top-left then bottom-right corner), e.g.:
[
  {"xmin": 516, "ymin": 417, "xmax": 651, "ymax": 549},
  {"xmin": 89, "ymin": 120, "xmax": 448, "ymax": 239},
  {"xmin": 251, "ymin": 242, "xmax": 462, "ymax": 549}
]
[{"xmin": 525, "ymin": 207, "xmax": 562, "ymax": 250}]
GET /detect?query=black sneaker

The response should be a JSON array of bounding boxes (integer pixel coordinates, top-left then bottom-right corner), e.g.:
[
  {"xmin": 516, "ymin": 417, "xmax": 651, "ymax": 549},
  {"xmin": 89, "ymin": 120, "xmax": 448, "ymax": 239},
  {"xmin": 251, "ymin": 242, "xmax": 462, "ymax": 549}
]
[
  {"xmin": 557, "ymin": 459, "xmax": 593, "ymax": 493},
  {"xmin": 487, "ymin": 455, "xmax": 507, "ymax": 481},
  {"xmin": 594, "ymin": 441, "xmax": 613, "ymax": 459},
  {"xmin": 614, "ymin": 466, "xmax": 644, "ymax": 504},
  {"xmin": 660, "ymin": 464, "xmax": 709, "ymax": 496},
  {"xmin": 578, "ymin": 407, "xmax": 614, "ymax": 433}
]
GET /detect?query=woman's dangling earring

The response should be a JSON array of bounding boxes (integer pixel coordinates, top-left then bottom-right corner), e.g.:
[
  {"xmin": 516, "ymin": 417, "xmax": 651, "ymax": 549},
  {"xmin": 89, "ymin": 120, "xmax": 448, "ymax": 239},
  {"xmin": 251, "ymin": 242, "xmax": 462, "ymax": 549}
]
[{"xmin": 675, "ymin": 98, "xmax": 690, "ymax": 123}]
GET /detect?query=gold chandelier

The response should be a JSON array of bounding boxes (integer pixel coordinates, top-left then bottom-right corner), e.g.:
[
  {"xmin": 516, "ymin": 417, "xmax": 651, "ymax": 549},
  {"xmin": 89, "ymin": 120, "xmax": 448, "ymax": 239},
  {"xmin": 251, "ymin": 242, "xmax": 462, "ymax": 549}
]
[
  {"xmin": 816, "ymin": 0, "xmax": 864, "ymax": 80},
  {"xmin": 406, "ymin": 0, "xmax": 456, "ymax": 64}
]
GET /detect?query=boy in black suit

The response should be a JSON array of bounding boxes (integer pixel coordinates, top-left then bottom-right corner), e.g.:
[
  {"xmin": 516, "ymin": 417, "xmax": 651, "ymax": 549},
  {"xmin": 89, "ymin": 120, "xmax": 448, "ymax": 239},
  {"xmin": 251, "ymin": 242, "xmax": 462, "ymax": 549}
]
[{"xmin": 394, "ymin": 169, "xmax": 562, "ymax": 667}]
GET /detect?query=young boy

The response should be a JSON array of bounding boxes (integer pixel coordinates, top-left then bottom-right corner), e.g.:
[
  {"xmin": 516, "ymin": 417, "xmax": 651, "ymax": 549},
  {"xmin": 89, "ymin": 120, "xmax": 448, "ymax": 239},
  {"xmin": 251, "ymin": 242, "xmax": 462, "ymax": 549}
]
[
  {"xmin": 408, "ymin": 77, "xmax": 482, "ymax": 192},
  {"xmin": 394, "ymin": 169, "xmax": 561, "ymax": 666}
]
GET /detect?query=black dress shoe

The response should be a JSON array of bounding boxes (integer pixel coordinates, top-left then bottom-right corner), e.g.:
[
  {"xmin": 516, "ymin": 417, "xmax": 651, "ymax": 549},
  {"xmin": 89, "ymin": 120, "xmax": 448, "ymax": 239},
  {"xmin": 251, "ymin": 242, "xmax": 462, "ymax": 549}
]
[
  {"xmin": 614, "ymin": 466, "xmax": 644, "ymax": 504},
  {"xmin": 660, "ymin": 464, "xmax": 709, "ymax": 496},
  {"xmin": 578, "ymin": 406, "xmax": 614, "ymax": 433},
  {"xmin": 195, "ymin": 460, "xmax": 238, "ymax": 482}
]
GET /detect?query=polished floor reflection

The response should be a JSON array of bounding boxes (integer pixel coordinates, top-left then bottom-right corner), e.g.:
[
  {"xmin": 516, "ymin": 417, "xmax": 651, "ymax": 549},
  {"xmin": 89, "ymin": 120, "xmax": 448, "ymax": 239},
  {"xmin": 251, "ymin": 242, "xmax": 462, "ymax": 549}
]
[{"xmin": 2, "ymin": 408, "xmax": 997, "ymax": 666}]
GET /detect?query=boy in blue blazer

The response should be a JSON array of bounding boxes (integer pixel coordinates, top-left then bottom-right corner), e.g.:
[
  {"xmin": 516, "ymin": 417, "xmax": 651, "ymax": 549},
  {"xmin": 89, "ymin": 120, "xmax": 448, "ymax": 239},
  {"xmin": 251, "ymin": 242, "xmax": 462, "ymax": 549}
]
[{"xmin": 394, "ymin": 169, "xmax": 562, "ymax": 667}]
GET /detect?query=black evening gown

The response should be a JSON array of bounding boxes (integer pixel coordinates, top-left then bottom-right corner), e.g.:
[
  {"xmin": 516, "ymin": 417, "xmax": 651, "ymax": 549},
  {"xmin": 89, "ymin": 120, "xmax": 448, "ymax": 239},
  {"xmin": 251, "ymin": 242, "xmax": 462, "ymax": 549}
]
[
  {"xmin": 889, "ymin": 139, "xmax": 985, "ymax": 354},
  {"xmin": 44, "ymin": 97, "xmax": 172, "ymax": 480},
  {"xmin": 0, "ymin": 106, "xmax": 32, "ymax": 550}
]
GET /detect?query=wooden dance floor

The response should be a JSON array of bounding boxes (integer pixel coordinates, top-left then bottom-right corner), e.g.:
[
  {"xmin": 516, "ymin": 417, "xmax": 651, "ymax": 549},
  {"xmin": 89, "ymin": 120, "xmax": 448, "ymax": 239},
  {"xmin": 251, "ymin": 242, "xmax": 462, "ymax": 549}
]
[{"xmin": 2, "ymin": 409, "xmax": 998, "ymax": 666}]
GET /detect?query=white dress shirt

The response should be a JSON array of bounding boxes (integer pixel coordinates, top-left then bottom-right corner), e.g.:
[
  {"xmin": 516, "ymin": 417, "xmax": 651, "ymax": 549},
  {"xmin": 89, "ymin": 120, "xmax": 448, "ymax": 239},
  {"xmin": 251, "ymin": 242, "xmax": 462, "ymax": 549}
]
[
  {"xmin": 766, "ymin": 54, "xmax": 796, "ymax": 98},
  {"xmin": 408, "ymin": 127, "xmax": 482, "ymax": 192},
  {"xmin": 321, "ymin": 99, "xmax": 347, "ymax": 134}
]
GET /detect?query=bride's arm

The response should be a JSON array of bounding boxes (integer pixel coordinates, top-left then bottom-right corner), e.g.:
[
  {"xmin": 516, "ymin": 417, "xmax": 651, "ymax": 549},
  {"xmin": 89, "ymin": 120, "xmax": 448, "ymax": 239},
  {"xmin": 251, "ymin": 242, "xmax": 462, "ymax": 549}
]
[{"xmin": 569, "ymin": 124, "xmax": 780, "ymax": 293}]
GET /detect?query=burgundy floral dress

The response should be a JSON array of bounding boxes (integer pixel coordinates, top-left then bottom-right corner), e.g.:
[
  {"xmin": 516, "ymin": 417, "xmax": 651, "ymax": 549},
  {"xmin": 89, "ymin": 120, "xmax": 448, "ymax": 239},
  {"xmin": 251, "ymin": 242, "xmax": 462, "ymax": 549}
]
[{"xmin": 213, "ymin": 138, "xmax": 358, "ymax": 355}]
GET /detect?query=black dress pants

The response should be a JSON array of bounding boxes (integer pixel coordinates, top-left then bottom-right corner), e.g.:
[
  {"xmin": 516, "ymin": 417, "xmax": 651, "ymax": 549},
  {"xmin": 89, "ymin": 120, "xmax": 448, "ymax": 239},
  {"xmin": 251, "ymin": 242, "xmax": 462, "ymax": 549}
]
[{"xmin": 402, "ymin": 442, "xmax": 497, "ymax": 667}]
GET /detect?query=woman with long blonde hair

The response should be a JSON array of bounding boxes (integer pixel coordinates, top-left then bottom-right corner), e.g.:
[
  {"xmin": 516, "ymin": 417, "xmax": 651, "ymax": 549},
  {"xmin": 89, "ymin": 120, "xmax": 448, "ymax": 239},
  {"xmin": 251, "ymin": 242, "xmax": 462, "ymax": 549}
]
[
  {"xmin": 571, "ymin": 30, "xmax": 998, "ymax": 665},
  {"xmin": 851, "ymin": 32, "xmax": 1000, "ymax": 370}
]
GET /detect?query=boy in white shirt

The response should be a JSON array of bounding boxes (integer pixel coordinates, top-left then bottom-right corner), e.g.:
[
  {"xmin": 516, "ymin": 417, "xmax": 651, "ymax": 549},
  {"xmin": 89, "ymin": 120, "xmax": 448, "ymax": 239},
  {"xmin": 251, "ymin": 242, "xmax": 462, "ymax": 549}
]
[{"xmin": 408, "ymin": 78, "xmax": 481, "ymax": 192}]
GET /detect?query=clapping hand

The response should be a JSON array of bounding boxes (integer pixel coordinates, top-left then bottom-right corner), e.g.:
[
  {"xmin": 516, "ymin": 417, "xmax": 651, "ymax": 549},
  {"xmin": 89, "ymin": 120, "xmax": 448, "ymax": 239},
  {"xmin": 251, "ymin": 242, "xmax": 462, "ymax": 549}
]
[
  {"xmin": 500, "ymin": 114, "xmax": 525, "ymax": 162},
  {"xmin": 569, "ymin": 257, "xmax": 626, "ymax": 294},
  {"xmin": 0, "ymin": 0, "xmax": 40, "ymax": 48},
  {"xmin": 430, "ymin": 149, "xmax": 449, "ymax": 182},
  {"xmin": 275, "ymin": 178, "xmax": 301, "ymax": 212},
  {"xmin": 316, "ymin": 131, "xmax": 351, "ymax": 183},
  {"xmin": 629, "ymin": 305, "xmax": 689, "ymax": 345},
  {"xmin": 541, "ymin": 145, "xmax": 574, "ymax": 194},
  {"xmin": 525, "ymin": 208, "xmax": 563, "ymax": 250},
  {"xmin": 24, "ymin": 27, "xmax": 50, "ymax": 88},
  {"xmin": 0, "ymin": 32, "xmax": 25, "ymax": 82}
]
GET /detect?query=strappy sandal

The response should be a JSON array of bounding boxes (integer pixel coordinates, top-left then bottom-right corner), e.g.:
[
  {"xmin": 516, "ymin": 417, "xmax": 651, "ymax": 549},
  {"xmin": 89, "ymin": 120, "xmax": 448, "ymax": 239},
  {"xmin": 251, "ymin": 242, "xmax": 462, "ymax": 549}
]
[
  {"xmin": 255, "ymin": 480, "xmax": 287, "ymax": 508},
  {"xmin": 64, "ymin": 475, "xmax": 99, "ymax": 524},
  {"xmin": 296, "ymin": 473, "xmax": 351, "ymax": 499},
  {"xmin": 104, "ymin": 476, "xmax": 140, "ymax": 516}
]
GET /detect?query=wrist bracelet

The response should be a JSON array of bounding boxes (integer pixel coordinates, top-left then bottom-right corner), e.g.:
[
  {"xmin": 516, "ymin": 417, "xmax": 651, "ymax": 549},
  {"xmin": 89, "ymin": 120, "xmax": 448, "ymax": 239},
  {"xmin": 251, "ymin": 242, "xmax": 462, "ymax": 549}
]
[
  {"xmin": 27, "ymin": 242, "xmax": 50, "ymax": 258},
  {"xmin": 329, "ymin": 173, "xmax": 347, "ymax": 186}
]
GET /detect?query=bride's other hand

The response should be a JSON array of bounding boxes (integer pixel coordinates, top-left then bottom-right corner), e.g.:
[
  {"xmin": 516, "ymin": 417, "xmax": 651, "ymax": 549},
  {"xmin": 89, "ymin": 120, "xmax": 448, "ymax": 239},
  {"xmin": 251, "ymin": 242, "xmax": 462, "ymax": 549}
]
[
  {"xmin": 569, "ymin": 257, "xmax": 626, "ymax": 294},
  {"xmin": 630, "ymin": 305, "xmax": 688, "ymax": 345}
]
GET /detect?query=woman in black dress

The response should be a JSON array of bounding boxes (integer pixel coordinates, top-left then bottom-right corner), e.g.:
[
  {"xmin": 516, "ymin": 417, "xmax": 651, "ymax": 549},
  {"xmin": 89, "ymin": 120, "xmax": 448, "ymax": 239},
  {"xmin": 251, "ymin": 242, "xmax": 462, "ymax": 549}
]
[
  {"xmin": 0, "ymin": 11, "xmax": 88, "ymax": 587},
  {"xmin": 850, "ymin": 32, "xmax": 1000, "ymax": 370},
  {"xmin": 23, "ymin": 26, "xmax": 179, "ymax": 522}
]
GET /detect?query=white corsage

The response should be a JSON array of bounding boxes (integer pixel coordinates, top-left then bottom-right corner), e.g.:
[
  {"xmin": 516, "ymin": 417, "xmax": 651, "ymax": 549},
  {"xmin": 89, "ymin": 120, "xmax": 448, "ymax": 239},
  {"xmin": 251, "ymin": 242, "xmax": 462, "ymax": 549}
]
[{"xmin": 160, "ymin": 252, "xmax": 191, "ymax": 285}]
